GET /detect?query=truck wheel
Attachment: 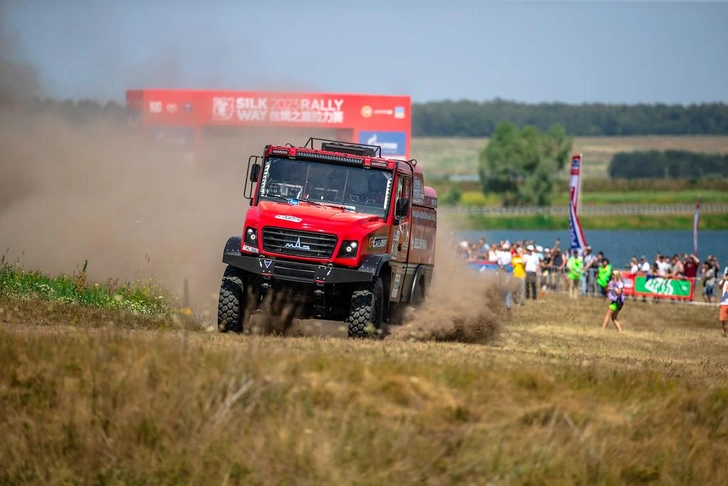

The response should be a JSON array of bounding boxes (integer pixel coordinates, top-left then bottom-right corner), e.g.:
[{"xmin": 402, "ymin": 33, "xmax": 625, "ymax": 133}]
[
  {"xmin": 412, "ymin": 278, "xmax": 426, "ymax": 307},
  {"xmin": 217, "ymin": 265, "xmax": 248, "ymax": 333},
  {"xmin": 346, "ymin": 277, "xmax": 386, "ymax": 338}
]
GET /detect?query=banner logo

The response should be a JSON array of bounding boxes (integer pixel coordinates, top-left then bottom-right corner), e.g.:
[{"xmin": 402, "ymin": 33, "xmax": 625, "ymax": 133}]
[
  {"xmin": 212, "ymin": 97, "xmax": 235, "ymax": 120},
  {"xmin": 358, "ymin": 131, "xmax": 406, "ymax": 157}
]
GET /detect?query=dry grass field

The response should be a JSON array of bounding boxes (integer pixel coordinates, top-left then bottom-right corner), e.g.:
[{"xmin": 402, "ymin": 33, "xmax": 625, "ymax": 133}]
[
  {"xmin": 2, "ymin": 273, "xmax": 727, "ymax": 484},
  {"xmin": 2, "ymin": 114, "xmax": 728, "ymax": 484},
  {"xmin": 412, "ymin": 135, "xmax": 728, "ymax": 179}
]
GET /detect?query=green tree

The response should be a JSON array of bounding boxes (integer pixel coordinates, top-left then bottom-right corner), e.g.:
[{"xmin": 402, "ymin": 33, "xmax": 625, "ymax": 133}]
[
  {"xmin": 412, "ymin": 100, "xmax": 728, "ymax": 137},
  {"xmin": 442, "ymin": 185, "xmax": 462, "ymax": 205},
  {"xmin": 478, "ymin": 122, "xmax": 573, "ymax": 206}
]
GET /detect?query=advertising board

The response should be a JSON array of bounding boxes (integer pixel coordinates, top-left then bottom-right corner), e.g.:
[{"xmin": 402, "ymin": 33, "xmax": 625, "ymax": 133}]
[
  {"xmin": 127, "ymin": 89, "xmax": 411, "ymax": 160},
  {"xmin": 622, "ymin": 273, "xmax": 695, "ymax": 301}
]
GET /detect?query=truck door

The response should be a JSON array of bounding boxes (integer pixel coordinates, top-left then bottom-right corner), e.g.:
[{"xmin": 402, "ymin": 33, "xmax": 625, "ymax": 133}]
[
  {"xmin": 388, "ymin": 171, "xmax": 412, "ymax": 302},
  {"xmin": 391, "ymin": 172, "xmax": 411, "ymax": 262}
]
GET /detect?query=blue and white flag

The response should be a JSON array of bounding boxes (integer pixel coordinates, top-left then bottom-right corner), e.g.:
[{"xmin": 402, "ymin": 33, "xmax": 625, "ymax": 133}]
[
  {"xmin": 569, "ymin": 200, "xmax": 588, "ymax": 252},
  {"xmin": 568, "ymin": 154, "xmax": 588, "ymax": 252}
]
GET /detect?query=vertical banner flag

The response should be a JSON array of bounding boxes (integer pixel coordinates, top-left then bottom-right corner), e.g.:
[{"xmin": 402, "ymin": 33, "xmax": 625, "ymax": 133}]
[
  {"xmin": 569, "ymin": 154, "xmax": 588, "ymax": 251},
  {"xmin": 569, "ymin": 154, "xmax": 582, "ymax": 214},
  {"xmin": 693, "ymin": 196, "xmax": 701, "ymax": 256}
]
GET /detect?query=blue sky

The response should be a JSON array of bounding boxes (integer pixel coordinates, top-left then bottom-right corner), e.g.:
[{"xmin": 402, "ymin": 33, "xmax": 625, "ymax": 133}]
[{"xmin": 4, "ymin": 0, "xmax": 728, "ymax": 104}]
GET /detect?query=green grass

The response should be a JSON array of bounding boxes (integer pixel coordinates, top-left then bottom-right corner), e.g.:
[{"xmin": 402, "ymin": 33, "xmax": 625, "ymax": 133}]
[
  {"xmin": 460, "ymin": 213, "xmax": 728, "ymax": 230},
  {"xmin": 416, "ymin": 135, "xmax": 728, "ymax": 212},
  {"xmin": 452, "ymin": 189, "xmax": 728, "ymax": 207},
  {"xmin": 412, "ymin": 135, "xmax": 728, "ymax": 180},
  {"xmin": 0, "ymin": 260, "xmax": 172, "ymax": 318},
  {"xmin": 552, "ymin": 189, "xmax": 728, "ymax": 206}
]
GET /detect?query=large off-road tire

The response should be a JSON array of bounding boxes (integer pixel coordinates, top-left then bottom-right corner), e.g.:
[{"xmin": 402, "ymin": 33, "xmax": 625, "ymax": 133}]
[
  {"xmin": 217, "ymin": 265, "xmax": 248, "ymax": 333},
  {"xmin": 412, "ymin": 277, "xmax": 426, "ymax": 308},
  {"xmin": 346, "ymin": 277, "xmax": 386, "ymax": 338}
]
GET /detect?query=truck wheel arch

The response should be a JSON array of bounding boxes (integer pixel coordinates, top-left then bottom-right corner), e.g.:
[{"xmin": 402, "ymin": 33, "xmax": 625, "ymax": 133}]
[
  {"xmin": 409, "ymin": 264, "xmax": 427, "ymax": 305},
  {"xmin": 358, "ymin": 254, "xmax": 392, "ymax": 278}
]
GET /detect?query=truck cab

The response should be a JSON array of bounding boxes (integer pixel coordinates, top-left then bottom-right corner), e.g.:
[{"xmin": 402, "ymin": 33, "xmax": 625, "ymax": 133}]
[{"xmin": 218, "ymin": 137, "xmax": 437, "ymax": 338}]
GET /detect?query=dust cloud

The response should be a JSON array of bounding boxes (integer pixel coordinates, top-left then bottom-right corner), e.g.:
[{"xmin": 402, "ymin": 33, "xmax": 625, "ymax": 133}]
[
  {"xmin": 0, "ymin": 1, "xmax": 336, "ymax": 314},
  {"xmin": 0, "ymin": 113, "xmax": 249, "ymax": 310},
  {"xmin": 391, "ymin": 222, "xmax": 510, "ymax": 344},
  {"xmin": 0, "ymin": 106, "xmax": 509, "ymax": 339},
  {"xmin": 0, "ymin": 2, "xmax": 506, "ymax": 337}
]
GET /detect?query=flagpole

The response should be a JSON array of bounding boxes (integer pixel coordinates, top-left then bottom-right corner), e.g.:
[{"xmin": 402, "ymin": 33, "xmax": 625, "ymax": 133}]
[
  {"xmin": 693, "ymin": 196, "xmax": 701, "ymax": 257},
  {"xmin": 577, "ymin": 152, "xmax": 583, "ymax": 213}
]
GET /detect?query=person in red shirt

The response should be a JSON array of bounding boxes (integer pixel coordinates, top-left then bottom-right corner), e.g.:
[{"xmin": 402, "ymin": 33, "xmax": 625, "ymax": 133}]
[
  {"xmin": 683, "ymin": 254, "xmax": 699, "ymax": 280},
  {"xmin": 683, "ymin": 254, "xmax": 699, "ymax": 301}
]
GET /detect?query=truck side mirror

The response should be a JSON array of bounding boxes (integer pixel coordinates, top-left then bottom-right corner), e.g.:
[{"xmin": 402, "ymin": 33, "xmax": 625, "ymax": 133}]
[
  {"xmin": 395, "ymin": 198, "xmax": 409, "ymax": 218},
  {"xmin": 250, "ymin": 163, "xmax": 260, "ymax": 183}
]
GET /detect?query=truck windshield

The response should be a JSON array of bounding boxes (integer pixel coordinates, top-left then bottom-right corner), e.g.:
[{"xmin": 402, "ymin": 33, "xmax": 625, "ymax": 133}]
[{"xmin": 258, "ymin": 157, "xmax": 393, "ymax": 218}]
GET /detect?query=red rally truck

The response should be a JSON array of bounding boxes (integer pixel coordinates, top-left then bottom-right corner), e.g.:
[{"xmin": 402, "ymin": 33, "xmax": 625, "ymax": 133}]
[{"xmin": 217, "ymin": 138, "xmax": 437, "ymax": 338}]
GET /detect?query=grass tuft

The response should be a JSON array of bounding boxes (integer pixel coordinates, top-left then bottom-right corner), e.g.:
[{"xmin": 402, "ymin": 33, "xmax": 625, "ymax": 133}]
[{"xmin": 0, "ymin": 261, "xmax": 171, "ymax": 316}]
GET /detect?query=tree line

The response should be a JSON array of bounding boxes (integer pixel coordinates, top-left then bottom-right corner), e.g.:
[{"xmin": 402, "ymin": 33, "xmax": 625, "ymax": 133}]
[
  {"xmin": 608, "ymin": 150, "xmax": 728, "ymax": 179},
  {"xmin": 0, "ymin": 97, "xmax": 127, "ymax": 123},
  {"xmin": 412, "ymin": 99, "xmax": 728, "ymax": 137},
  {"xmin": 5, "ymin": 96, "xmax": 728, "ymax": 137}
]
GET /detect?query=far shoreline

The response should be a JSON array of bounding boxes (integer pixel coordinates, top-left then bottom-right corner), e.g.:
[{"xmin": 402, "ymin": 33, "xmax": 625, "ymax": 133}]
[{"xmin": 450, "ymin": 213, "xmax": 728, "ymax": 231}]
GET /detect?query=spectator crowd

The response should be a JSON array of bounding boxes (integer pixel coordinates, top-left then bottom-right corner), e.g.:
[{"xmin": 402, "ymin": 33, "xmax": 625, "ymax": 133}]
[{"xmin": 451, "ymin": 234, "xmax": 725, "ymax": 305}]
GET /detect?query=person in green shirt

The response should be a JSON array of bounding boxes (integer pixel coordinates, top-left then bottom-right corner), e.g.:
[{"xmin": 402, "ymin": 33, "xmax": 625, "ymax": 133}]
[
  {"xmin": 597, "ymin": 258, "xmax": 613, "ymax": 298},
  {"xmin": 567, "ymin": 250, "xmax": 584, "ymax": 299}
]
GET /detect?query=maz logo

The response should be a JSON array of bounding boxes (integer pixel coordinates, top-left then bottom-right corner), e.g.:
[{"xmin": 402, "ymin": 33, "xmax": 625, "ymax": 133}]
[{"xmin": 284, "ymin": 237, "xmax": 311, "ymax": 251}]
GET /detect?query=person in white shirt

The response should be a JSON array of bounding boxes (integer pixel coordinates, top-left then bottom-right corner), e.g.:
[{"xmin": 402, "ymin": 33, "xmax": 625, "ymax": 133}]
[
  {"xmin": 535, "ymin": 245, "xmax": 545, "ymax": 291},
  {"xmin": 487, "ymin": 243, "xmax": 498, "ymax": 263},
  {"xmin": 639, "ymin": 256, "xmax": 650, "ymax": 273},
  {"xmin": 657, "ymin": 256, "xmax": 671, "ymax": 277},
  {"xmin": 495, "ymin": 244, "xmax": 514, "ymax": 310},
  {"xmin": 523, "ymin": 245, "xmax": 540, "ymax": 300},
  {"xmin": 629, "ymin": 257, "xmax": 640, "ymax": 275},
  {"xmin": 496, "ymin": 246, "xmax": 512, "ymax": 268},
  {"xmin": 581, "ymin": 246, "xmax": 597, "ymax": 296}
]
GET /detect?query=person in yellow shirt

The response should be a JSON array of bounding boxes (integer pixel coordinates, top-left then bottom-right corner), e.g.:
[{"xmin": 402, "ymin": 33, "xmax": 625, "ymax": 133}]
[{"xmin": 511, "ymin": 248, "xmax": 526, "ymax": 305}]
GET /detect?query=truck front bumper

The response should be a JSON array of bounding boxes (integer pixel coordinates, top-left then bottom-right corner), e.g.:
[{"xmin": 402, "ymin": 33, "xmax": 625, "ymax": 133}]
[{"xmin": 222, "ymin": 237, "xmax": 376, "ymax": 285}]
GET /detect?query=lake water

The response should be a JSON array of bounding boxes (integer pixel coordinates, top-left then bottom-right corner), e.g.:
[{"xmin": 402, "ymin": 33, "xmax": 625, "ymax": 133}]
[{"xmin": 456, "ymin": 229, "xmax": 728, "ymax": 269}]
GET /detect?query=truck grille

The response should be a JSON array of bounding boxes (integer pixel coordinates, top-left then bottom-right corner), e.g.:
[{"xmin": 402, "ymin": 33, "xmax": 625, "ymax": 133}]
[
  {"xmin": 274, "ymin": 261, "xmax": 317, "ymax": 281},
  {"xmin": 262, "ymin": 227, "xmax": 338, "ymax": 259}
]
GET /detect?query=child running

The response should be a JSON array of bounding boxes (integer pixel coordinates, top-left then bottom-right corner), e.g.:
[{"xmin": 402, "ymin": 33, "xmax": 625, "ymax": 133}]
[{"xmin": 602, "ymin": 270, "xmax": 624, "ymax": 332}]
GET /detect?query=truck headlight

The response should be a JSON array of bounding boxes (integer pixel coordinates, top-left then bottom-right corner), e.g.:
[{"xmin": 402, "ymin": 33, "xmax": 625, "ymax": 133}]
[
  {"xmin": 337, "ymin": 240, "xmax": 358, "ymax": 258},
  {"xmin": 242, "ymin": 227, "xmax": 259, "ymax": 253}
]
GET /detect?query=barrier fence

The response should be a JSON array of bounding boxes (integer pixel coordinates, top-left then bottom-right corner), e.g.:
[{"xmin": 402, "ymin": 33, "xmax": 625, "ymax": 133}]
[
  {"xmin": 468, "ymin": 262, "xmax": 711, "ymax": 303},
  {"xmin": 441, "ymin": 204, "xmax": 728, "ymax": 216}
]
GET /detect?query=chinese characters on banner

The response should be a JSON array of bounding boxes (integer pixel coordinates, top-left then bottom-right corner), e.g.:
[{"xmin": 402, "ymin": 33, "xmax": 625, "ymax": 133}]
[{"xmin": 211, "ymin": 96, "xmax": 345, "ymax": 124}]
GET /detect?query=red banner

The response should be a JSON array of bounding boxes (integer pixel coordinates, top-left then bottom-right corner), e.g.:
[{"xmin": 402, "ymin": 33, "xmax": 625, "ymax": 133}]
[
  {"xmin": 130, "ymin": 90, "xmax": 410, "ymax": 131},
  {"xmin": 127, "ymin": 89, "xmax": 412, "ymax": 159}
]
